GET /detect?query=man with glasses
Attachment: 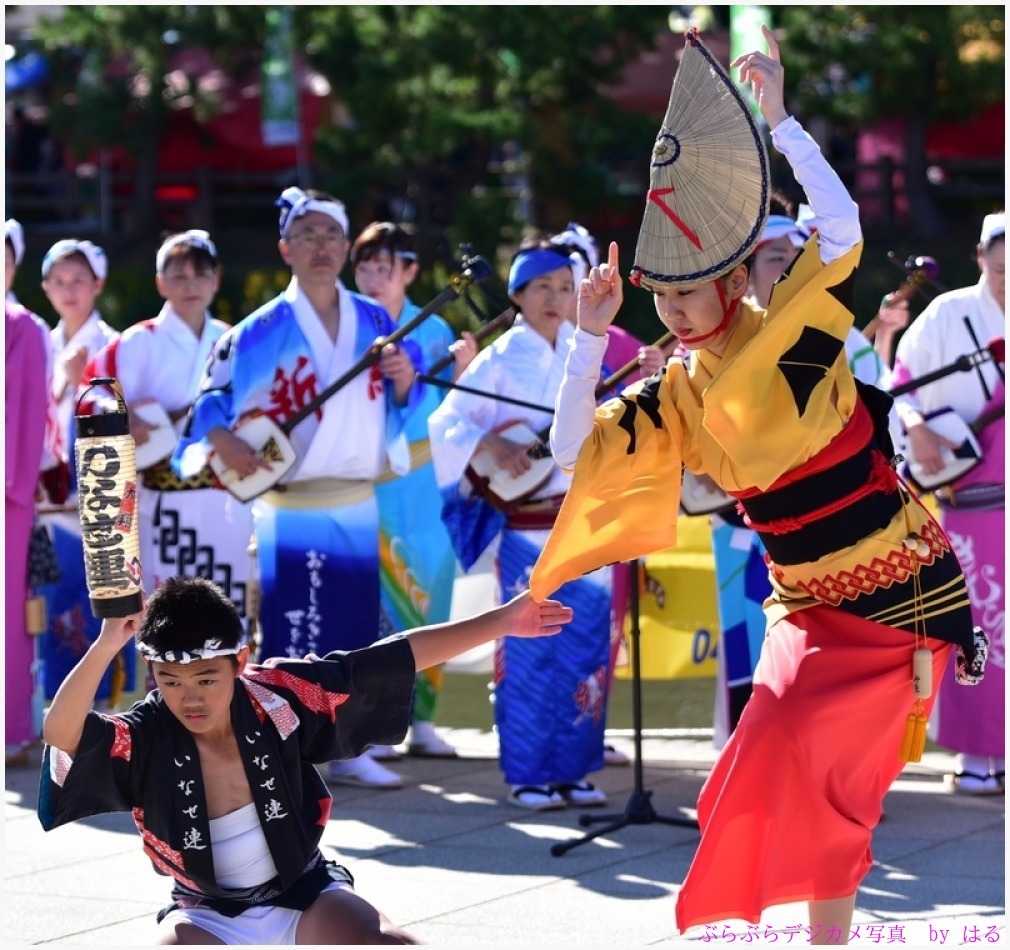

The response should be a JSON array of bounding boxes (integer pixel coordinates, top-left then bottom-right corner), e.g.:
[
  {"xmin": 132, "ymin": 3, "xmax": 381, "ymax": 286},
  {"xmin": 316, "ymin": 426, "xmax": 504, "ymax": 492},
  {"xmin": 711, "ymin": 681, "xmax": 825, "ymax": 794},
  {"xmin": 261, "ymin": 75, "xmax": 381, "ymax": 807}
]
[{"xmin": 174, "ymin": 188, "xmax": 422, "ymax": 789}]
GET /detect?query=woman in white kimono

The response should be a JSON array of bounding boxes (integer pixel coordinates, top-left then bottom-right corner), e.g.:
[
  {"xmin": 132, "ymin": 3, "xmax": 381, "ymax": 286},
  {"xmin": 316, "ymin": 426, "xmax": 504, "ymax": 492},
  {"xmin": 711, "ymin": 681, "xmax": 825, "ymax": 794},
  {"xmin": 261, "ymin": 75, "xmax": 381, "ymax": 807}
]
[{"xmin": 429, "ymin": 238, "xmax": 613, "ymax": 811}]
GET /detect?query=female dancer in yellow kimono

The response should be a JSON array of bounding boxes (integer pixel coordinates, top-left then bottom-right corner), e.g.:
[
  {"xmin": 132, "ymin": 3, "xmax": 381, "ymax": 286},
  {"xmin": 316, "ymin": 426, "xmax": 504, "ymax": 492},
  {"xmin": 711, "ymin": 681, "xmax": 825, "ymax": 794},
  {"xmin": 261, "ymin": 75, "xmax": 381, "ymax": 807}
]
[{"xmin": 532, "ymin": 26, "xmax": 983, "ymax": 943}]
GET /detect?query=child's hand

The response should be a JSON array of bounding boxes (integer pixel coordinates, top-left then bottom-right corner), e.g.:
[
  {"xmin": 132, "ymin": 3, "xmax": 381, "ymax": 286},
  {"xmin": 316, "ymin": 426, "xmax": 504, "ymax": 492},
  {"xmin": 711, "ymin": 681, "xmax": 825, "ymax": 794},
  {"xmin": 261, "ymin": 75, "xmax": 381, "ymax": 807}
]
[
  {"xmin": 504, "ymin": 590, "xmax": 574, "ymax": 639},
  {"xmin": 450, "ymin": 330, "xmax": 479, "ymax": 382},
  {"xmin": 378, "ymin": 342, "xmax": 416, "ymax": 387},
  {"xmin": 63, "ymin": 347, "xmax": 89, "ymax": 392},
  {"xmin": 875, "ymin": 297, "xmax": 910, "ymax": 333},
  {"xmin": 638, "ymin": 344, "xmax": 668, "ymax": 377},
  {"xmin": 730, "ymin": 25, "xmax": 788, "ymax": 130},
  {"xmin": 99, "ymin": 606, "xmax": 146, "ymax": 653},
  {"xmin": 128, "ymin": 409, "xmax": 156, "ymax": 447},
  {"xmin": 577, "ymin": 241, "xmax": 623, "ymax": 337}
]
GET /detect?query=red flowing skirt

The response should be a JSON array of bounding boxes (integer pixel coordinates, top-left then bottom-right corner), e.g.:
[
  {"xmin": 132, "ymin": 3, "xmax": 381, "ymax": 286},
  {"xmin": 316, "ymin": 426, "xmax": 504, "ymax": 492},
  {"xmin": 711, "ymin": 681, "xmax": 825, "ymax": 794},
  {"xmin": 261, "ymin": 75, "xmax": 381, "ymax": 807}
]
[{"xmin": 675, "ymin": 605, "xmax": 951, "ymax": 933}]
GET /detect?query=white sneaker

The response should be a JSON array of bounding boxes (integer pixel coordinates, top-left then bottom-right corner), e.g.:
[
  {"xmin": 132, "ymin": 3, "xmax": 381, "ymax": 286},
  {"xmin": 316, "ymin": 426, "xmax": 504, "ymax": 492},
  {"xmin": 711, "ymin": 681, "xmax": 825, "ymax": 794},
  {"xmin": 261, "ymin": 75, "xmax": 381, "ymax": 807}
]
[
  {"xmin": 367, "ymin": 744, "xmax": 403, "ymax": 761},
  {"xmin": 328, "ymin": 754, "xmax": 403, "ymax": 789},
  {"xmin": 407, "ymin": 721, "xmax": 458, "ymax": 758}
]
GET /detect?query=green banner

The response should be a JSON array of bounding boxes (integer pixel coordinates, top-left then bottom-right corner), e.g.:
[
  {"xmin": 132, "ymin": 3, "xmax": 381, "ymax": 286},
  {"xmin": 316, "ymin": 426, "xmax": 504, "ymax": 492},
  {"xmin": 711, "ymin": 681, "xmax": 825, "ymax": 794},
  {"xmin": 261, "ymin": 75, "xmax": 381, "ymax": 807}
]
[
  {"xmin": 729, "ymin": 5, "xmax": 771, "ymax": 123},
  {"xmin": 261, "ymin": 7, "xmax": 299, "ymax": 147}
]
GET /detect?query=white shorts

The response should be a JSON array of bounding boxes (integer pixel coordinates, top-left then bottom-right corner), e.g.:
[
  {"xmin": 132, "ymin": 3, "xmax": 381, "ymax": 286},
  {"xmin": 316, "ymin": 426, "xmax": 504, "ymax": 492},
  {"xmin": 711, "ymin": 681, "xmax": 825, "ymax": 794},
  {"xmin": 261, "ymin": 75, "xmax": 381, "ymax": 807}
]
[{"xmin": 159, "ymin": 881, "xmax": 352, "ymax": 945}]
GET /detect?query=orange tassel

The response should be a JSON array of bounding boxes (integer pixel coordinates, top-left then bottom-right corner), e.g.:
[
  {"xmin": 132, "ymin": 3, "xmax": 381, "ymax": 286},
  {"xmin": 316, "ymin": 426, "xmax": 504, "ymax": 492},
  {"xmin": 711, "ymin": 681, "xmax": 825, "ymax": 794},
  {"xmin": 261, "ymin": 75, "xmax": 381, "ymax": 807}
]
[{"xmin": 899, "ymin": 699, "xmax": 928, "ymax": 763}]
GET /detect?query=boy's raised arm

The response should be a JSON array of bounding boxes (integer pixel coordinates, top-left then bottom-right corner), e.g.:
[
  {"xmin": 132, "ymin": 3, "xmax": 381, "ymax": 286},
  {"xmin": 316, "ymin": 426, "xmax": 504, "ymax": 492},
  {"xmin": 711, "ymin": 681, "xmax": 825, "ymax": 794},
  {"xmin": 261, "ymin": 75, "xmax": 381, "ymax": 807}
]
[{"xmin": 43, "ymin": 611, "xmax": 143, "ymax": 757}]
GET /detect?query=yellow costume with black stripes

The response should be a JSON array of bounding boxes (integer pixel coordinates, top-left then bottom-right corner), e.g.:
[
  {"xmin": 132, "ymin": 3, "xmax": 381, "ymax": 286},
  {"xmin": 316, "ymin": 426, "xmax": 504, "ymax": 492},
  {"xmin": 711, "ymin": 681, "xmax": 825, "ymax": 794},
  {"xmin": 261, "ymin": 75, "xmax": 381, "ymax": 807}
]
[{"xmin": 531, "ymin": 239, "xmax": 974, "ymax": 651}]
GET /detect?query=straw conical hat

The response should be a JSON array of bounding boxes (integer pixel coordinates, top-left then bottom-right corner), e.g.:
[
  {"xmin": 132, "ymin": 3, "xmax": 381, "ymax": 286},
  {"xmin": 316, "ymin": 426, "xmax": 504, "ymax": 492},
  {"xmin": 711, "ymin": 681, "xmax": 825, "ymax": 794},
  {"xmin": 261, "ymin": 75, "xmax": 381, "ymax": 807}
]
[{"xmin": 630, "ymin": 29, "xmax": 770, "ymax": 292}]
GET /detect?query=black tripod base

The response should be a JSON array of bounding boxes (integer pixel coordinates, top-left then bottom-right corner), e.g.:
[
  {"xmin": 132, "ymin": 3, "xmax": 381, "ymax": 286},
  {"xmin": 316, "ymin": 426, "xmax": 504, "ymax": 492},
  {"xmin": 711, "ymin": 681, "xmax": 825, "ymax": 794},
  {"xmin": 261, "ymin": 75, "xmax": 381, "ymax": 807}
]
[{"xmin": 550, "ymin": 789, "xmax": 698, "ymax": 856}]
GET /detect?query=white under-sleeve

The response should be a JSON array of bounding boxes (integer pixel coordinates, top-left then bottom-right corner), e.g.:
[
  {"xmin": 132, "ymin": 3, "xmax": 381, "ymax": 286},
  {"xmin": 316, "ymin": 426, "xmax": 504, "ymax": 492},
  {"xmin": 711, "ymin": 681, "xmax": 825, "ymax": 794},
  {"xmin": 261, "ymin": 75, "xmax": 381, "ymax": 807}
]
[
  {"xmin": 771, "ymin": 116, "xmax": 861, "ymax": 264},
  {"xmin": 550, "ymin": 328, "xmax": 609, "ymax": 470}
]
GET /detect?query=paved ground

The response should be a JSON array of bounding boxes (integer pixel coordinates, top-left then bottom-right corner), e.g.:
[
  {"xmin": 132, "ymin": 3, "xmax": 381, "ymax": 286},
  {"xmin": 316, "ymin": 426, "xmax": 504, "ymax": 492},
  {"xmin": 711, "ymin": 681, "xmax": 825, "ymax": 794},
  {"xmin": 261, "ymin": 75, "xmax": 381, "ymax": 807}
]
[{"xmin": 5, "ymin": 728, "xmax": 1004, "ymax": 947}]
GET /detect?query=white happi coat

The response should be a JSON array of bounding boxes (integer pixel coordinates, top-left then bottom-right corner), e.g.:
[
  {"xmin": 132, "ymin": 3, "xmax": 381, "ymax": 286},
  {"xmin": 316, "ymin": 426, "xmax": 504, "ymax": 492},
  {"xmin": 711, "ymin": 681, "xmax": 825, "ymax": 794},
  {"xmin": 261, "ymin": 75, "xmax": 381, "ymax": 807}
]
[
  {"xmin": 51, "ymin": 310, "xmax": 118, "ymax": 458},
  {"xmin": 428, "ymin": 315, "xmax": 576, "ymax": 501},
  {"xmin": 892, "ymin": 277, "xmax": 1003, "ymax": 429}
]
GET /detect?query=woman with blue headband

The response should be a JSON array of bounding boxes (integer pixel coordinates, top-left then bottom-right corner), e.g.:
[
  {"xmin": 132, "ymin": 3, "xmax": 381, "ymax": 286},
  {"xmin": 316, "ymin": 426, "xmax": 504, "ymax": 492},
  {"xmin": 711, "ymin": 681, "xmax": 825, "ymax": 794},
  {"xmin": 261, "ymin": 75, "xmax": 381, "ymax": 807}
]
[{"xmin": 429, "ymin": 236, "xmax": 613, "ymax": 811}]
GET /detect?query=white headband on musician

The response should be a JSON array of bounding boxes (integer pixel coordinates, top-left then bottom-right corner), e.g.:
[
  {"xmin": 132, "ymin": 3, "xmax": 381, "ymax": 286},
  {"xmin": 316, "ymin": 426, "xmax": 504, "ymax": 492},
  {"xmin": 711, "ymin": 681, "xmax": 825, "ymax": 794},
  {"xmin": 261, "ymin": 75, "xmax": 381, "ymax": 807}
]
[
  {"xmin": 757, "ymin": 214, "xmax": 809, "ymax": 249},
  {"xmin": 980, "ymin": 212, "xmax": 1005, "ymax": 246},
  {"xmin": 138, "ymin": 638, "xmax": 242, "ymax": 665},
  {"xmin": 5, "ymin": 218, "xmax": 25, "ymax": 265},
  {"xmin": 551, "ymin": 221, "xmax": 599, "ymax": 288},
  {"xmin": 156, "ymin": 229, "xmax": 218, "ymax": 274},
  {"xmin": 42, "ymin": 239, "xmax": 108, "ymax": 280},
  {"xmin": 276, "ymin": 186, "xmax": 349, "ymax": 241}
]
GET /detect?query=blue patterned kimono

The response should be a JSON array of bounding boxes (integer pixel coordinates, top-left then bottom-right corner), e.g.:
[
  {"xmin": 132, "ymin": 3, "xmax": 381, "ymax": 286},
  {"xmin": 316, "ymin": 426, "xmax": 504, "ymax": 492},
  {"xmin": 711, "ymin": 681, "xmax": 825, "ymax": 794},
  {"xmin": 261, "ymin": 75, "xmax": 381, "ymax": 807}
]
[
  {"xmin": 174, "ymin": 280, "xmax": 421, "ymax": 658},
  {"xmin": 428, "ymin": 318, "xmax": 612, "ymax": 785}
]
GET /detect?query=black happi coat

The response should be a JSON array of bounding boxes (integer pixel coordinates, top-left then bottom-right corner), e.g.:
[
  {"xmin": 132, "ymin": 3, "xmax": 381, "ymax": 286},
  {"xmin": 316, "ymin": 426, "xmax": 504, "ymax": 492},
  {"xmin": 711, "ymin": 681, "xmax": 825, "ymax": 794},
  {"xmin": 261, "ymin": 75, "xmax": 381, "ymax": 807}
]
[{"xmin": 38, "ymin": 639, "xmax": 415, "ymax": 916}]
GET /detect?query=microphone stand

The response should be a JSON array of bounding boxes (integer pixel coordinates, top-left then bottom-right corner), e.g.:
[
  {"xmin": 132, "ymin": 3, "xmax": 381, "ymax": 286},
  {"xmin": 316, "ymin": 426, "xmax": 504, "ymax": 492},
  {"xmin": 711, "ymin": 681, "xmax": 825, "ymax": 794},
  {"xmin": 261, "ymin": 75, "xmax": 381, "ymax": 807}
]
[{"xmin": 551, "ymin": 558, "xmax": 699, "ymax": 857}]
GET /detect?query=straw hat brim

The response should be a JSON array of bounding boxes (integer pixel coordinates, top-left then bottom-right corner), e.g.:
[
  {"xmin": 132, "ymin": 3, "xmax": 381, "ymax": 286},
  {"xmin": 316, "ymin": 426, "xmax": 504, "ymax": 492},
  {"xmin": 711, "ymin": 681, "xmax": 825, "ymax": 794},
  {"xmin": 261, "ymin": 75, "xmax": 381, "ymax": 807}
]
[{"xmin": 631, "ymin": 30, "xmax": 770, "ymax": 292}]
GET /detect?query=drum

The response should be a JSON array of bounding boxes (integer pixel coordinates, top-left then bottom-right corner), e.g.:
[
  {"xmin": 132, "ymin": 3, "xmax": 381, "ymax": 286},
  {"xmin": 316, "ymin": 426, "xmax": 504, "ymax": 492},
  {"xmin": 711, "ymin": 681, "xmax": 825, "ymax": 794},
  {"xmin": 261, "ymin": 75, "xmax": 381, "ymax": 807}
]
[{"xmin": 132, "ymin": 401, "xmax": 179, "ymax": 471}]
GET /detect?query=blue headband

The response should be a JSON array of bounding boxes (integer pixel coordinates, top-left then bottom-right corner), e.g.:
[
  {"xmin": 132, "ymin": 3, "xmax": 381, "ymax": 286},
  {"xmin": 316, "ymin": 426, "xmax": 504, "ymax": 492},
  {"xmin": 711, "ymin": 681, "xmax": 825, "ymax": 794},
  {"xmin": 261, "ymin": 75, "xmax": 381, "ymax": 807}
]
[{"xmin": 507, "ymin": 248, "xmax": 573, "ymax": 295}]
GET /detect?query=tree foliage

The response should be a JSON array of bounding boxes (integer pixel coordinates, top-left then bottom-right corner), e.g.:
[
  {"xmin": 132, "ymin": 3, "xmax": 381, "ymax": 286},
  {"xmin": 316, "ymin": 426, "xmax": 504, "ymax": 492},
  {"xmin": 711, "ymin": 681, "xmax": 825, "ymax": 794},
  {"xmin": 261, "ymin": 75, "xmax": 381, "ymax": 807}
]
[
  {"xmin": 775, "ymin": 6, "xmax": 1004, "ymax": 234},
  {"xmin": 776, "ymin": 6, "xmax": 1004, "ymax": 124},
  {"xmin": 31, "ymin": 6, "xmax": 269, "ymax": 233},
  {"xmin": 20, "ymin": 5, "xmax": 1004, "ymax": 249},
  {"xmin": 296, "ymin": 6, "xmax": 669, "ymax": 259}
]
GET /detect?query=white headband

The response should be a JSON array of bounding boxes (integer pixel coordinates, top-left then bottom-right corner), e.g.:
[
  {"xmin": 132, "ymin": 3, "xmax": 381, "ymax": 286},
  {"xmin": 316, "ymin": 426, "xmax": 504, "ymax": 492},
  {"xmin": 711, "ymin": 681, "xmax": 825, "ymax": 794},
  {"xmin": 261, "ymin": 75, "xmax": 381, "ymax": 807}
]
[
  {"xmin": 276, "ymin": 186, "xmax": 349, "ymax": 241},
  {"xmin": 5, "ymin": 218, "xmax": 25, "ymax": 265},
  {"xmin": 156, "ymin": 230, "xmax": 218, "ymax": 274},
  {"xmin": 42, "ymin": 239, "xmax": 108, "ymax": 280},
  {"xmin": 551, "ymin": 222, "xmax": 599, "ymax": 289},
  {"xmin": 758, "ymin": 214, "xmax": 809, "ymax": 249},
  {"xmin": 980, "ymin": 212, "xmax": 1005, "ymax": 246},
  {"xmin": 551, "ymin": 221, "xmax": 599, "ymax": 268},
  {"xmin": 137, "ymin": 637, "xmax": 242, "ymax": 665}
]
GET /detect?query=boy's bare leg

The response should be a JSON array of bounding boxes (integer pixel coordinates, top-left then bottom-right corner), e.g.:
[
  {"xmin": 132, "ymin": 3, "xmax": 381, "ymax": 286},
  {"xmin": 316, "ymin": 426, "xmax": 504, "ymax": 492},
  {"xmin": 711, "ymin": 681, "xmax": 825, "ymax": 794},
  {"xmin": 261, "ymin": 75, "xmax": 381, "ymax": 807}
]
[
  {"xmin": 809, "ymin": 894, "xmax": 856, "ymax": 945},
  {"xmin": 297, "ymin": 886, "xmax": 422, "ymax": 944}
]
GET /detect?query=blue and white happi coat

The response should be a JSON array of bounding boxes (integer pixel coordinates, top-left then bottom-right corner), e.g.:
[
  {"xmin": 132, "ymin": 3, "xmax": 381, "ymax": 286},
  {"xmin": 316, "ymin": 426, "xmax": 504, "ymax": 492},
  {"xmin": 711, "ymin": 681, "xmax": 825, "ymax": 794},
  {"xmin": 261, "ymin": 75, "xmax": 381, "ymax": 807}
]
[{"xmin": 174, "ymin": 279, "xmax": 421, "ymax": 659}]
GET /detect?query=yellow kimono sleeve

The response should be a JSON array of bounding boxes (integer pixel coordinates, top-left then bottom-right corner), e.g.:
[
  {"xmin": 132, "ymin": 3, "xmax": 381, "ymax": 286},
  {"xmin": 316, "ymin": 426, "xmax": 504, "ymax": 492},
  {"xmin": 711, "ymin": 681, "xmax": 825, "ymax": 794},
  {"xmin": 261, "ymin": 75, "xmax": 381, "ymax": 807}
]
[
  {"xmin": 530, "ymin": 382, "xmax": 685, "ymax": 601},
  {"xmin": 701, "ymin": 241, "xmax": 863, "ymax": 490}
]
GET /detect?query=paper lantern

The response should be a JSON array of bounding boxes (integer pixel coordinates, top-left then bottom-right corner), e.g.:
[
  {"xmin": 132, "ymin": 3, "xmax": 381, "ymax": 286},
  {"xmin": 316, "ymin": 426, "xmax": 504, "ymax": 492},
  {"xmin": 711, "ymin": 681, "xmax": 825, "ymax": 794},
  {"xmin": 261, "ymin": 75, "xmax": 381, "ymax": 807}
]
[{"xmin": 74, "ymin": 377, "xmax": 144, "ymax": 618}]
